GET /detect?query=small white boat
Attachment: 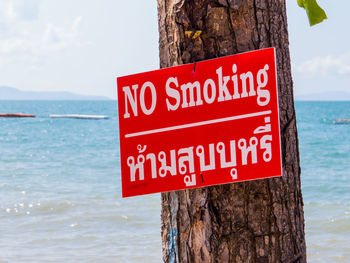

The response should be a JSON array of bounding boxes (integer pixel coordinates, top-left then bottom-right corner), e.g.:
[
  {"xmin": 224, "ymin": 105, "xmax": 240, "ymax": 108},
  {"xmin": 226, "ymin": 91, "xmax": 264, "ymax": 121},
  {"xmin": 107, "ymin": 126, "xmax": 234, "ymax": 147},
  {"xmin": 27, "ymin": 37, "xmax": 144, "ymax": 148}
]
[
  {"xmin": 49, "ymin": 114, "xmax": 109, "ymax": 119},
  {"xmin": 334, "ymin": 119, "xmax": 350, "ymax": 124}
]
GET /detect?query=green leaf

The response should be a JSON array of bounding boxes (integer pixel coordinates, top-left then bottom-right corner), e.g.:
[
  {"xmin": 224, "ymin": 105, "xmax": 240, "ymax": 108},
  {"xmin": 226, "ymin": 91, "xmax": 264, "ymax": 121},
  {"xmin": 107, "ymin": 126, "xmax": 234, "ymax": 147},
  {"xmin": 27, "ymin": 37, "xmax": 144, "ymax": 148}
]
[
  {"xmin": 297, "ymin": 0, "xmax": 305, "ymax": 8},
  {"xmin": 298, "ymin": 0, "xmax": 327, "ymax": 26}
]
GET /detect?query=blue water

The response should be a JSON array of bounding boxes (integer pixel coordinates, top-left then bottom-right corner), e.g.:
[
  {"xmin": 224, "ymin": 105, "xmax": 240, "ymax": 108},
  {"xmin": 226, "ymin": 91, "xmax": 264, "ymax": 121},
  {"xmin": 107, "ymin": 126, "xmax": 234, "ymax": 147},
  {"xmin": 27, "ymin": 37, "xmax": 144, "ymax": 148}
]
[
  {"xmin": 0, "ymin": 100, "xmax": 350, "ymax": 262},
  {"xmin": 297, "ymin": 101, "xmax": 350, "ymax": 262}
]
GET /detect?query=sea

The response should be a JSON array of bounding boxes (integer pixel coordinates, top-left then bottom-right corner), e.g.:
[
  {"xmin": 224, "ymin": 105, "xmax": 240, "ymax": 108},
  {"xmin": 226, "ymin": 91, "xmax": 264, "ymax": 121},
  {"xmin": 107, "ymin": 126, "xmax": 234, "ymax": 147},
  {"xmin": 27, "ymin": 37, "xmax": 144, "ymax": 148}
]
[{"xmin": 0, "ymin": 100, "xmax": 349, "ymax": 262}]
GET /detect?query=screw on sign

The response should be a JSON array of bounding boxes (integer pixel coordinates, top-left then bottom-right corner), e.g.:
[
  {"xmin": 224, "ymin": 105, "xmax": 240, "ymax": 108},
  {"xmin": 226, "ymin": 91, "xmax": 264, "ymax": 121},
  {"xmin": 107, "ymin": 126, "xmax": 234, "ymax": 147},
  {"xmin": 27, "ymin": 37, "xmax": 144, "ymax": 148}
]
[{"xmin": 117, "ymin": 48, "xmax": 282, "ymax": 198}]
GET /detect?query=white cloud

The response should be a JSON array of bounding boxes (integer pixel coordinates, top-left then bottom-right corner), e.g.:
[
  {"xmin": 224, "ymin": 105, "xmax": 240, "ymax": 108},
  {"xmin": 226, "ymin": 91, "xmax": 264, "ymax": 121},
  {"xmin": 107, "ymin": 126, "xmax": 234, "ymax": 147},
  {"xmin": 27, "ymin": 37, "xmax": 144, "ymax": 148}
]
[
  {"xmin": 0, "ymin": 0, "xmax": 39, "ymax": 24},
  {"xmin": 0, "ymin": 13, "xmax": 90, "ymax": 68},
  {"xmin": 293, "ymin": 53, "xmax": 350, "ymax": 77},
  {"xmin": 0, "ymin": 0, "xmax": 89, "ymax": 62},
  {"xmin": 16, "ymin": 0, "xmax": 40, "ymax": 21},
  {"xmin": 0, "ymin": 1, "xmax": 14, "ymax": 24},
  {"xmin": 42, "ymin": 16, "xmax": 89, "ymax": 52},
  {"xmin": 0, "ymin": 0, "xmax": 159, "ymax": 98}
]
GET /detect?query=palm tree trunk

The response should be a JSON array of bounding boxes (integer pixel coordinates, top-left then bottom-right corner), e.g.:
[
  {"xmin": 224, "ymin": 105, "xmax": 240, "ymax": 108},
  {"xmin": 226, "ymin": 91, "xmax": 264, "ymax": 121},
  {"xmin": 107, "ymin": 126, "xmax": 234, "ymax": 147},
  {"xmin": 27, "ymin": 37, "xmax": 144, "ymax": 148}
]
[{"xmin": 157, "ymin": 0, "xmax": 306, "ymax": 262}]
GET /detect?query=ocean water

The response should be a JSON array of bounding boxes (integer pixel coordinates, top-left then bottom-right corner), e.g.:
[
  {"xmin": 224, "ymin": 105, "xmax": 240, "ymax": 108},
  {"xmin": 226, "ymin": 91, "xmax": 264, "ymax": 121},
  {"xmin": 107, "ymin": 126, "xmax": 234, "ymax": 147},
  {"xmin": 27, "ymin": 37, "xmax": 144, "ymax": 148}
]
[
  {"xmin": 297, "ymin": 101, "xmax": 350, "ymax": 262},
  {"xmin": 0, "ymin": 100, "xmax": 349, "ymax": 262}
]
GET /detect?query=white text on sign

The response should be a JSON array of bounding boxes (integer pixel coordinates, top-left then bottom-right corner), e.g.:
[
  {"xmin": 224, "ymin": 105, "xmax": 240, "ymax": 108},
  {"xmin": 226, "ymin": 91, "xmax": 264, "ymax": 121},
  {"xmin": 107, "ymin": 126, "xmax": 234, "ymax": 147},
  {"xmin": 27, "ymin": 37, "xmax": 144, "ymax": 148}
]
[{"xmin": 122, "ymin": 64, "xmax": 271, "ymax": 118}]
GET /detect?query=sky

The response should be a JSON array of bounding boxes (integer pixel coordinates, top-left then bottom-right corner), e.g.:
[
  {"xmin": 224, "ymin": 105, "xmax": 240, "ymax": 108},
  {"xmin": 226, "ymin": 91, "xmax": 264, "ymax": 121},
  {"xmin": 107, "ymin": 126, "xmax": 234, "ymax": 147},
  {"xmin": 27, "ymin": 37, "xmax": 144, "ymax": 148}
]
[{"xmin": 0, "ymin": 0, "xmax": 349, "ymax": 99}]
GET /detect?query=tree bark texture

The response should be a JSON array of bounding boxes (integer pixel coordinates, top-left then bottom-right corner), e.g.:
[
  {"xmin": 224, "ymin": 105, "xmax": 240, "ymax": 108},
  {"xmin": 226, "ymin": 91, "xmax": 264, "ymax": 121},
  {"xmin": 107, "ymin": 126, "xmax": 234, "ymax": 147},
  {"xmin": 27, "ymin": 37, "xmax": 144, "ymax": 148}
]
[{"xmin": 157, "ymin": 0, "xmax": 306, "ymax": 262}]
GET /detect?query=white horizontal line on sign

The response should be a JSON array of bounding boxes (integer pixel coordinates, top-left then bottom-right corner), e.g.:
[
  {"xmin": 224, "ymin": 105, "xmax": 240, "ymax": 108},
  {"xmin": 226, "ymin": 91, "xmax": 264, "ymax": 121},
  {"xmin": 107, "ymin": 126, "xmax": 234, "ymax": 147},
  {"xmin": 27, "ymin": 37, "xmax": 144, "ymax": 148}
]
[{"xmin": 125, "ymin": 110, "xmax": 272, "ymax": 138}]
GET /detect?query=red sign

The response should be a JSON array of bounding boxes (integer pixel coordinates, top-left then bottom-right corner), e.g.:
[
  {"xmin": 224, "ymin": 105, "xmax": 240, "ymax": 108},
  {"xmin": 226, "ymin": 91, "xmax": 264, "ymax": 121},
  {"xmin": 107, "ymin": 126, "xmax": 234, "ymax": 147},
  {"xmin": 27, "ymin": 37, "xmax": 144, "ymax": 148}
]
[{"xmin": 117, "ymin": 48, "xmax": 282, "ymax": 197}]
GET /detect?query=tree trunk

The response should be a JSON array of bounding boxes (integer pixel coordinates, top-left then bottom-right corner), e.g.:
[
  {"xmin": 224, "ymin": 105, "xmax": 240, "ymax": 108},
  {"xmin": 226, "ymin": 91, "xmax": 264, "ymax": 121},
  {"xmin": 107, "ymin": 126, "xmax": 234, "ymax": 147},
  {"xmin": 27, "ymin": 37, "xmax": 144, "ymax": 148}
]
[{"xmin": 157, "ymin": 0, "xmax": 306, "ymax": 262}]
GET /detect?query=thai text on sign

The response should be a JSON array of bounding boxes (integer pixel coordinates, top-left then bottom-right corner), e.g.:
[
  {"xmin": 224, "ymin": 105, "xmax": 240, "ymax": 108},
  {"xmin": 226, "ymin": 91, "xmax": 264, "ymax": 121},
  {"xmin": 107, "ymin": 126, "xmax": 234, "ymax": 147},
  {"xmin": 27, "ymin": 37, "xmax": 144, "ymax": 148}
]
[{"xmin": 117, "ymin": 48, "xmax": 282, "ymax": 197}]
